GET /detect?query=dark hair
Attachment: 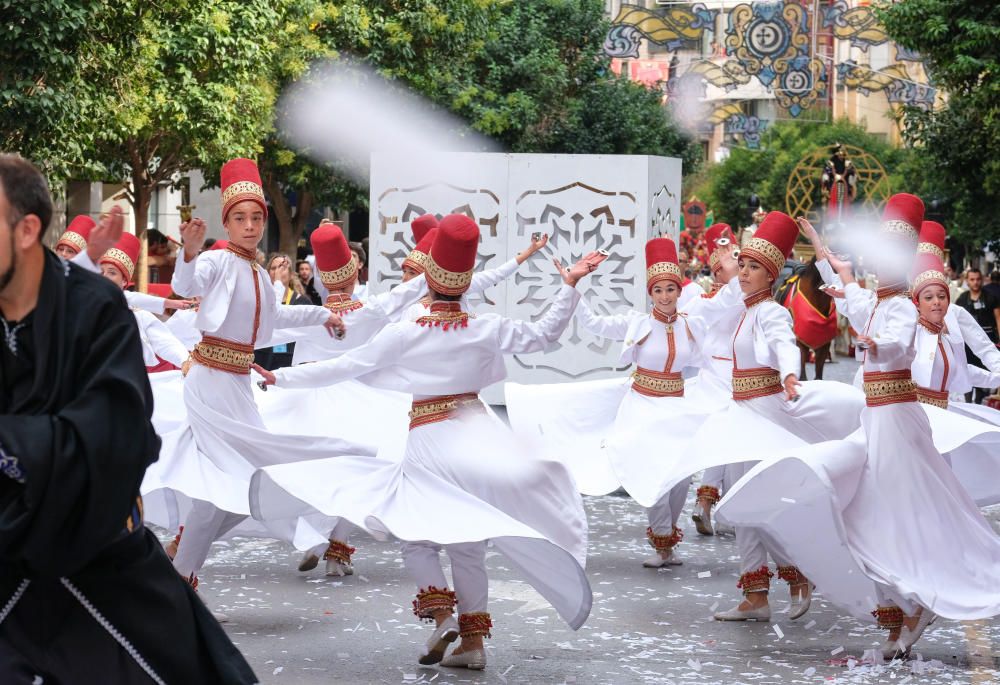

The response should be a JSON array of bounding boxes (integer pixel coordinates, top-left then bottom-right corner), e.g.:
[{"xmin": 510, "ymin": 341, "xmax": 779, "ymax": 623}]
[
  {"xmin": 967, "ymin": 268, "xmax": 982, "ymax": 276},
  {"xmin": 296, "ymin": 259, "xmax": 311, "ymax": 270},
  {"xmin": 0, "ymin": 154, "xmax": 53, "ymax": 239},
  {"xmin": 991, "ymin": 271, "xmax": 1000, "ymax": 283},
  {"xmin": 349, "ymin": 241, "xmax": 366, "ymax": 266}
]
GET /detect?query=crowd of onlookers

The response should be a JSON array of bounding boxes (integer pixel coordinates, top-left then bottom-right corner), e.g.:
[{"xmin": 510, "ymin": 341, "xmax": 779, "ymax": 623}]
[{"xmin": 947, "ymin": 266, "xmax": 1000, "ymax": 403}]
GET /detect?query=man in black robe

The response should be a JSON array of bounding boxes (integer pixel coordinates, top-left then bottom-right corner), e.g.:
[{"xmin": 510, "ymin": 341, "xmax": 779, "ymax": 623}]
[{"xmin": 0, "ymin": 154, "xmax": 257, "ymax": 684}]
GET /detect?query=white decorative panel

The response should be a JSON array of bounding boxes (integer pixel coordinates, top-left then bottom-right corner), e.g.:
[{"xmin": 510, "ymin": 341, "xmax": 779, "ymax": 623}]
[{"xmin": 369, "ymin": 152, "xmax": 682, "ymax": 402}]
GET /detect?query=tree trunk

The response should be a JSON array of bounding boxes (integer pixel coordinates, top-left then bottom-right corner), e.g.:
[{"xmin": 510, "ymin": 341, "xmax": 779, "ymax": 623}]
[
  {"xmin": 261, "ymin": 168, "xmax": 295, "ymax": 257},
  {"xmin": 130, "ymin": 164, "xmax": 152, "ymax": 293},
  {"xmin": 284, "ymin": 189, "xmax": 314, "ymax": 257}
]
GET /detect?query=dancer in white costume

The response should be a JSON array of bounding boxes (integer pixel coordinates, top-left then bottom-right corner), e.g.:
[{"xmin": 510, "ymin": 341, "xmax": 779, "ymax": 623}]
[
  {"xmin": 96, "ymin": 232, "xmax": 192, "ymax": 439},
  {"xmin": 252, "ymin": 214, "xmax": 603, "ymax": 670},
  {"xmin": 147, "ymin": 158, "xmax": 375, "ymax": 604},
  {"xmin": 804, "ymin": 217, "xmax": 1000, "ymax": 504},
  {"xmin": 61, "ymin": 213, "xmax": 196, "ymax": 315},
  {"xmin": 683, "ymin": 223, "xmax": 744, "ymax": 535},
  {"xmin": 718, "ymin": 194, "xmax": 1000, "ymax": 660}
]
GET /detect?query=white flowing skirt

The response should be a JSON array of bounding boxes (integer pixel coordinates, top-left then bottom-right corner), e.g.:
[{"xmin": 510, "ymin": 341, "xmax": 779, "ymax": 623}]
[
  {"xmin": 249, "ymin": 409, "xmax": 593, "ymax": 629},
  {"xmin": 684, "ymin": 379, "xmax": 865, "ymax": 487},
  {"xmin": 923, "ymin": 403, "xmax": 1000, "ymax": 506},
  {"xmin": 142, "ymin": 364, "xmax": 375, "ymax": 549},
  {"xmin": 718, "ymin": 403, "xmax": 1000, "ymax": 621}
]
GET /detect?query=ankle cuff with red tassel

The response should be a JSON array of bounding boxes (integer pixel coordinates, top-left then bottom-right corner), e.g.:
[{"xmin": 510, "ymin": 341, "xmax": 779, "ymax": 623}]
[
  {"xmin": 872, "ymin": 605, "xmax": 904, "ymax": 630},
  {"xmin": 323, "ymin": 539, "xmax": 356, "ymax": 565},
  {"xmin": 185, "ymin": 573, "xmax": 199, "ymax": 591},
  {"xmin": 646, "ymin": 526, "xmax": 683, "ymax": 553},
  {"xmin": 696, "ymin": 485, "xmax": 721, "ymax": 505},
  {"xmin": 458, "ymin": 612, "xmax": 493, "ymax": 639},
  {"xmin": 412, "ymin": 586, "xmax": 457, "ymax": 620},
  {"xmin": 777, "ymin": 565, "xmax": 803, "ymax": 585},
  {"xmin": 737, "ymin": 566, "xmax": 773, "ymax": 595}
]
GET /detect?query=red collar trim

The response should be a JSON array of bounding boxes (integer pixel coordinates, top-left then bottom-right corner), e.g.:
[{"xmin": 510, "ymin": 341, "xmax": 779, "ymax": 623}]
[
  {"xmin": 743, "ymin": 289, "xmax": 772, "ymax": 308},
  {"xmin": 226, "ymin": 242, "xmax": 257, "ymax": 262}
]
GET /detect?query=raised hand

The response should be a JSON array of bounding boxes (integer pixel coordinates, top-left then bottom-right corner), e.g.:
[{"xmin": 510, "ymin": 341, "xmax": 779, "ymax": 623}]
[
  {"xmin": 324, "ymin": 312, "xmax": 346, "ymax": 339},
  {"xmin": 164, "ymin": 299, "xmax": 197, "ymax": 311},
  {"xmin": 251, "ymin": 363, "xmax": 276, "ymax": 386},
  {"xmin": 86, "ymin": 205, "xmax": 125, "ymax": 262},
  {"xmin": 515, "ymin": 233, "xmax": 550, "ymax": 265},
  {"xmin": 796, "ymin": 216, "xmax": 825, "ymax": 257},
  {"xmin": 553, "ymin": 250, "xmax": 609, "ymax": 287},
  {"xmin": 783, "ymin": 374, "xmax": 801, "ymax": 402},
  {"xmin": 179, "ymin": 217, "xmax": 207, "ymax": 261}
]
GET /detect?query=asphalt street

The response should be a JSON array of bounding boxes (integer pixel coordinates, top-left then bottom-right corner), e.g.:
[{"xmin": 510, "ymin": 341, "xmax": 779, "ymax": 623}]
[{"xmin": 166, "ymin": 356, "xmax": 1000, "ymax": 684}]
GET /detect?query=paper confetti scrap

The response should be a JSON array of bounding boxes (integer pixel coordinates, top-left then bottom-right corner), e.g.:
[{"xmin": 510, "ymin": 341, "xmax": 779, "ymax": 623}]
[{"xmin": 773, "ymin": 625, "xmax": 784, "ymax": 639}]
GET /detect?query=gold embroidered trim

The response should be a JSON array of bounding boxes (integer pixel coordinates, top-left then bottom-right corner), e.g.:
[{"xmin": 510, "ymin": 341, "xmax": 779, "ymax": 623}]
[
  {"xmin": 738, "ymin": 566, "xmax": 773, "ymax": 595},
  {"xmin": 319, "ymin": 260, "xmax": 358, "ymax": 290},
  {"xmin": 743, "ymin": 289, "xmax": 773, "ymax": 308},
  {"xmin": 412, "ymin": 586, "xmax": 456, "ymax": 620},
  {"xmin": 741, "ymin": 237, "xmax": 786, "ymax": 278},
  {"xmin": 458, "ymin": 612, "xmax": 493, "ymax": 639},
  {"xmin": 324, "ymin": 293, "xmax": 364, "ymax": 314},
  {"xmin": 57, "ymin": 231, "xmax": 88, "ymax": 253},
  {"xmin": 402, "ymin": 250, "xmax": 428, "ymax": 273},
  {"xmin": 226, "ymin": 242, "xmax": 257, "ymax": 262},
  {"xmin": 100, "ymin": 247, "xmax": 135, "ymax": 281},
  {"xmin": 872, "ymin": 605, "xmax": 904, "ymax": 630},
  {"xmin": 192, "ymin": 336, "xmax": 255, "ymax": 375},
  {"xmin": 646, "ymin": 526, "xmax": 683, "ymax": 553},
  {"xmin": 222, "ymin": 181, "xmax": 265, "ymax": 207},
  {"xmin": 917, "ymin": 242, "xmax": 944, "ymax": 259},
  {"xmin": 883, "ymin": 219, "xmax": 918, "ymax": 241},
  {"xmin": 323, "ymin": 539, "xmax": 356, "ymax": 564},
  {"xmin": 912, "ymin": 269, "xmax": 947, "ymax": 293},
  {"xmin": 732, "ymin": 367, "xmax": 782, "ymax": 401},
  {"xmin": 646, "ymin": 261, "xmax": 682, "ymax": 288},
  {"xmin": 777, "ymin": 565, "xmax": 803, "ymax": 585},
  {"xmin": 876, "ymin": 284, "xmax": 908, "ymax": 302},
  {"xmin": 631, "ymin": 368, "xmax": 684, "ymax": 397},
  {"xmin": 916, "ymin": 387, "xmax": 949, "ymax": 409},
  {"xmin": 424, "ymin": 255, "xmax": 474, "ymax": 295},
  {"xmin": 863, "ymin": 370, "xmax": 917, "ymax": 407},
  {"xmin": 709, "ymin": 247, "xmax": 730, "ymax": 273},
  {"xmin": 696, "ymin": 485, "xmax": 720, "ymax": 504},
  {"xmin": 408, "ymin": 393, "xmax": 483, "ymax": 430}
]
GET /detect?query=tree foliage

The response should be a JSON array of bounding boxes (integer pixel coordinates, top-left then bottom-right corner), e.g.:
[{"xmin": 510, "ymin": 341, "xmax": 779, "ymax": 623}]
[
  {"xmin": 698, "ymin": 119, "xmax": 912, "ymax": 229},
  {"xmin": 878, "ymin": 0, "xmax": 1000, "ymax": 250}
]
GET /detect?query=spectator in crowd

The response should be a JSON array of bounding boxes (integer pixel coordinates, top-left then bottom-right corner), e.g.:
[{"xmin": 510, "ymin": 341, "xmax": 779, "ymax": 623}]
[
  {"xmin": 297, "ymin": 258, "xmax": 322, "ymax": 305},
  {"xmin": 984, "ymin": 270, "xmax": 1000, "ymax": 301},
  {"xmin": 349, "ymin": 240, "xmax": 368, "ymax": 300},
  {"xmin": 955, "ymin": 267, "xmax": 1000, "ymax": 403},
  {"xmin": 254, "ymin": 253, "xmax": 311, "ymax": 369}
]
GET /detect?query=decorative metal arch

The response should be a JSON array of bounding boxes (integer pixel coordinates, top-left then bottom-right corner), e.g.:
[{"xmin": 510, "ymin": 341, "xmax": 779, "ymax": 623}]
[{"xmin": 785, "ymin": 144, "xmax": 891, "ymax": 227}]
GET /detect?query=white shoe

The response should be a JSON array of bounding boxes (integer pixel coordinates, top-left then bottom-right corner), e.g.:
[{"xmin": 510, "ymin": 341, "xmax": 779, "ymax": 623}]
[
  {"xmin": 325, "ymin": 559, "xmax": 354, "ymax": 577},
  {"xmin": 643, "ymin": 551, "xmax": 683, "ymax": 568},
  {"xmin": 692, "ymin": 506, "xmax": 714, "ymax": 536},
  {"xmin": 440, "ymin": 648, "xmax": 487, "ymax": 670},
  {"xmin": 714, "ymin": 603, "xmax": 771, "ymax": 621},
  {"xmin": 298, "ymin": 551, "xmax": 320, "ymax": 573},
  {"xmin": 881, "ymin": 636, "xmax": 904, "ymax": 661},
  {"xmin": 418, "ymin": 616, "xmax": 459, "ymax": 666},
  {"xmin": 789, "ymin": 583, "xmax": 814, "ymax": 620},
  {"xmin": 896, "ymin": 610, "xmax": 937, "ymax": 656}
]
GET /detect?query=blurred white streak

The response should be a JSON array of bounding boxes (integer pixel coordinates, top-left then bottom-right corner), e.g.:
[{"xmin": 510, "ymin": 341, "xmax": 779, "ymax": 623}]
[
  {"xmin": 825, "ymin": 218, "xmax": 916, "ymax": 277},
  {"xmin": 279, "ymin": 61, "xmax": 500, "ymax": 185}
]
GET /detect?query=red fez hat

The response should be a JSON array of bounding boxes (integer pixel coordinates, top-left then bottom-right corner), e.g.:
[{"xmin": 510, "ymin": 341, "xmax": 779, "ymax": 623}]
[
  {"xmin": 740, "ymin": 211, "xmax": 798, "ymax": 280},
  {"xmin": 426, "ymin": 214, "xmax": 478, "ymax": 295},
  {"xmin": 411, "ymin": 214, "xmax": 438, "ymax": 243},
  {"xmin": 311, "ymin": 222, "xmax": 358, "ymax": 290},
  {"xmin": 645, "ymin": 237, "xmax": 682, "ymax": 293},
  {"xmin": 881, "ymin": 193, "xmax": 923, "ymax": 242},
  {"xmin": 209, "ymin": 239, "xmax": 229, "ymax": 251},
  {"xmin": 911, "ymin": 252, "xmax": 949, "ymax": 302},
  {"xmin": 403, "ymin": 227, "xmax": 438, "ymax": 274},
  {"xmin": 100, "ymin": 232, "xmax": 141, "ymax": 283},
  {"xmin": 704, "ymin": 223, "xmax": 735, "ymax": 274},
  {"xmin": 220, "ymin": 158, "xmax": 267, "ymax": 223},
  {"xmin": 56, "ymin": 215, "xmax": 96, "ymax": 255},
  {"xmin": 918, "ymin": 221, "xmax": 946, "ymax": 260}
]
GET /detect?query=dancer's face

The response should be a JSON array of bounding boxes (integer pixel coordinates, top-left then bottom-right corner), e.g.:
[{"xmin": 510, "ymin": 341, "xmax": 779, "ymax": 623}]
[
  {"xmin": 54, "ymin": 243, "xmax": 79, "ymax": 259},
  {"xmin": 738, "ymin": 256, "xmax": 772, "ymax": 294},
  {"xmin": 100, "ymin": 263, "xmax": 127, "ymax": 289},
  {"xmin": 224, "ymin": 200, "xmax": 266, "ymax": 252},
  {"xmin": 401, "ymin": 265, "xmax": 420, "ymax": 283},
  {"xmin": 917, "ymin": 285, "xmax": 948, "ymax": 325},
  {"xmin": 651, "ymin": 281, "xmax": 679, "ymax": 315}
]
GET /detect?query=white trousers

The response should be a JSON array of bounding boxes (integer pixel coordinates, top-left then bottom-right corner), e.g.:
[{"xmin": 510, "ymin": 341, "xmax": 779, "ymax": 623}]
[
  {"xmin": 173, "ymin": 499, "xmax": 247, "ymax": 578},
  {"xmin": 646, "ymin": 477, "xmax": 691, "ymax": 534},
  {"xmin": 402, "ymin": 541, "xmax": 488, "ymax": 615},
  {"xmin": 700, "ymin": 465, "xmax": 728, "ymax": 493},
  {"xmin": 308, "ymin": 519, "xmax": 358, "ymax": 556},
  {"xmin": 727, "ymin": 461, "xmax": 794, "ymax": 577}
]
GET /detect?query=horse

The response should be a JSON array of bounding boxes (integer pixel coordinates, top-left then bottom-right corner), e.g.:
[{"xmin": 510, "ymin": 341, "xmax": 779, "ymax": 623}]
[{"xmin": 774, "ymin": 258, "xmax": 837, "ymax": 380}]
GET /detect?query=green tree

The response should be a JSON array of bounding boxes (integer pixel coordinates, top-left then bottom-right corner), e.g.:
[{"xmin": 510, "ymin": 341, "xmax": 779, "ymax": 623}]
[
  {"xmin": 260, "ymin": 0, "xmax": 498, "ymax": 255},
  {"xmin": 80, "ymin": 0, "xmax": 285, "ymax": 285},
  {"xmin": 0, "ymin": 1, "xmax": 99, "ymax": 180},
  {"xmin": 453, "ymin": 0, "xmax": 699, "ymax": 166},
  {"xmin": 701, "ymin": 119, "xmax": 909, "ymax": 228},
  {"xmin": 878, "ymin": 0, "xmax": 1000, "ymax": 249}
]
